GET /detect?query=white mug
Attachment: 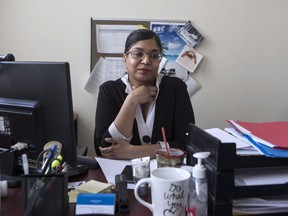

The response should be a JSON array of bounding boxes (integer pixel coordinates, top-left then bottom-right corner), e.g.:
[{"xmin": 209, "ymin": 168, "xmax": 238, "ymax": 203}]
[{"xmin": 134, "ymin": 167, "xmax": 191, "ymax": 216}]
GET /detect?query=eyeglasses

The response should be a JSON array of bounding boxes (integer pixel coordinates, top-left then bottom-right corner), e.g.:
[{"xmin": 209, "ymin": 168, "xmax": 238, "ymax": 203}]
[{"xmin": 126, "ymin": 49, "xmax": 162, "ymax": 62}]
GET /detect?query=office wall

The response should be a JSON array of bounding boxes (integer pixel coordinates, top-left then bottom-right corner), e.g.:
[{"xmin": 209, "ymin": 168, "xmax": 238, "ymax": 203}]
[{"xmin": 1, "ymin": 0, "xmax": 288, "ymax": 156}]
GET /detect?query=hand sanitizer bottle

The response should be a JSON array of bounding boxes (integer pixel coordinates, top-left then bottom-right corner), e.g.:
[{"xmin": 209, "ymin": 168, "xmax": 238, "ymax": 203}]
[{"xmin": 187, "ymin": 152, "xmax": 210, "ymax": 216}]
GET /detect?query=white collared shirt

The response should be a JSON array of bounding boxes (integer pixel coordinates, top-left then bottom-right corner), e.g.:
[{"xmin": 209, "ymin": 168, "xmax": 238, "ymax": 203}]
[{"xmin": 108, "ymin": 74, "xmax": 163, "ymax": 145}]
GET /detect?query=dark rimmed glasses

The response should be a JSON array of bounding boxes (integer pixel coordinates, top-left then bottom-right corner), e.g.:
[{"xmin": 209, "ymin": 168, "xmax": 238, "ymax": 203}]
[{"xmin": 126, "ymin": 49, "xmax": 162, "ymax": 62}]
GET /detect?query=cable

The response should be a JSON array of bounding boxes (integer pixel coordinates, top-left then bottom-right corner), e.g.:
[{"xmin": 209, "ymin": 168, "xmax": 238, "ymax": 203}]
[
  {"xmin": 0, "ymin": 142, "xmax": 29, "ymax": 157},
  {"xmin": 0, "ymin": 148, "xmax": 11, "ymax": 156}
]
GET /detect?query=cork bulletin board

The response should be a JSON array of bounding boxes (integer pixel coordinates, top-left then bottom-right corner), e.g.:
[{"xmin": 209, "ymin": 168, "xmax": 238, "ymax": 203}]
[{"xmin": 90, "ymin": 18, "xmax": 187, "ymax": 71}]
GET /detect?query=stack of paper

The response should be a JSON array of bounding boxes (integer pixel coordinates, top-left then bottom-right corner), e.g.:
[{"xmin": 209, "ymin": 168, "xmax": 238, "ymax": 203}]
[
  {"xmin": 233, "ymin": 196, "xmax": 288, "ymax": 215},
  {"xmin": 205, "ymin": 128, "xmax": 260, "ymax": 155},
  {"xmin": 226, "ymin": 120, "xmax": 288, "ymax": 158}
]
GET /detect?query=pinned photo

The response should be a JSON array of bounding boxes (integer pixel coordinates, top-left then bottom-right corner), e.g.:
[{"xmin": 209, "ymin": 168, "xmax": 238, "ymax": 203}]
[
  {"xmin": 151, "ymin": 22, "xmax": 188, "ymax": 80},
  {"xmin": 176, "ymin": 45, "xmax": 203, "ymax": 73},
  {"xmin": 177, "ymin": 21, "xmax": 204, "ymax": 49}
]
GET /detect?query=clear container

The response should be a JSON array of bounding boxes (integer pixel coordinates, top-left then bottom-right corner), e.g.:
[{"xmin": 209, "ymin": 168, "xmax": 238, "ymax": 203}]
[
  {"xmin": 155, "ymin": 148, "xmax": 187, "ymax": 168},
  {"xmin": 188, "ymin": 177, "xmax": 208, "ymax": 216}
]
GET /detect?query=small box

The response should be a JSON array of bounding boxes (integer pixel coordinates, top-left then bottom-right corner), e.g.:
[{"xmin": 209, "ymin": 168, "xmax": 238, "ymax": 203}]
[
  {"xmin": 22, "ymin": 174, "xmax": 68, "ymax": 216},
  {"xmin": 76, "ymin": 193, "xmax": 116, "ymax": 215}
]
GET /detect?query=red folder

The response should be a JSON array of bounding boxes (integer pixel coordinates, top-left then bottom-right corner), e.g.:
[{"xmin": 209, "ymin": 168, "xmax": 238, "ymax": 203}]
[{"xmin": 226, "ymin": 120, "xmax": 288, "ymax": 149}]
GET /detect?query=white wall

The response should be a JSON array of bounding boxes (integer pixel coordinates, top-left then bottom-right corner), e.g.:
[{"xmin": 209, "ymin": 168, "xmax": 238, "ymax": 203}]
[{"xmin": 1, "ymin": 0, "xmax": 288, "ymax": 156}]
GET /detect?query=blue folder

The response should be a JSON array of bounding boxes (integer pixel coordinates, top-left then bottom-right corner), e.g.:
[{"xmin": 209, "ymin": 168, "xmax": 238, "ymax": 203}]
[{"xmin": 244, "ymin": 134, "xmax": 288, "ymax": 158}]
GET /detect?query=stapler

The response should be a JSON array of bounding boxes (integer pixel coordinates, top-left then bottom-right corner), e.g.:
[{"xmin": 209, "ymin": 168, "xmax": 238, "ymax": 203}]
[{"xmin": 115, "ymin": 174, "xmax": 130, "ymax": 213}]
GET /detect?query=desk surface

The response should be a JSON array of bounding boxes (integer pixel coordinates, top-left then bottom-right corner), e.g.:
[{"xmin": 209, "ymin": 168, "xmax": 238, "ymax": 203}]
[{"xmin": 1, "ymin": 167, "xmax": 152, "ymax": 216}]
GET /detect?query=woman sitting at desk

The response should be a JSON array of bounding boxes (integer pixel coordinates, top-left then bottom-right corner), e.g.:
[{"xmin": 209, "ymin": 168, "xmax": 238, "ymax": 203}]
[{"xmin": 94, "ymin": 29, "xmax": 195, "ymax": 160}]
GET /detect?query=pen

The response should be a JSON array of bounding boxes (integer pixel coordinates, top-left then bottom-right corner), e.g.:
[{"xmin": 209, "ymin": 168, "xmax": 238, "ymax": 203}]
[
  {"xmin": 41, "ymin": 144, "xmax": 57, "ymax": 174},
  {"xmin": 22, "ymin": 153, "xmax": 29, "ymax": 175}
]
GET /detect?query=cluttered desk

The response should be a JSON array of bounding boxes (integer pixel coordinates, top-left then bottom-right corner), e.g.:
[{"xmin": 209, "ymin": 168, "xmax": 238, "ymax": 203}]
[
  {"xmin": 1, "ymin": 157, "xmax": 152, "ymax": 216},
  {"xmin": 0, "ymin": 60, "xmax": 191, "ymax": 216},
  {"xmin": 2, "ymin": 121, "xmax": 288, "ymax": 216}
]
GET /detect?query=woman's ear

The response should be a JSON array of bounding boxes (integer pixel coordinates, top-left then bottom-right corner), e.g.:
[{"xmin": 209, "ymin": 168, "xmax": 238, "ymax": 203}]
[
  {"xmin": 123, "ymin": 54, "xmax": 127, "ymax": 62},
  {"xmin": 123, "ymin": 54, "xmax": 129, "ymax": 70}
]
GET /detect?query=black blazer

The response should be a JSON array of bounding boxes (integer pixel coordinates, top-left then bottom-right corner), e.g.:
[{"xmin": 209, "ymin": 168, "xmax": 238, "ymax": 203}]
[{"xmin": 94, "ymin": 75, "xmax": 195, "ymax": 156}]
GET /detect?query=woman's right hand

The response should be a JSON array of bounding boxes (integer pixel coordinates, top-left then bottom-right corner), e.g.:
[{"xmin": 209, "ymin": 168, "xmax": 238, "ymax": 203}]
[{"xmin": 129, "ymin": 85, "xmax": 157, "ymax": 105}]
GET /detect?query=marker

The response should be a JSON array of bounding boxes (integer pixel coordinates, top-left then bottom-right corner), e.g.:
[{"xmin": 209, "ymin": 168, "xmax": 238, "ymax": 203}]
[
  {"xmin": 22, "ymin": 154, "xmax": 29, "ymax": 175},
  {"xmin": 51, "ymin": 155, "xmax": 63, "ymax": 169}
]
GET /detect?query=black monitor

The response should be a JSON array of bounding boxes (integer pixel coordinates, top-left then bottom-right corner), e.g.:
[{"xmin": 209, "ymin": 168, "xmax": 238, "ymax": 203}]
[{"xmin": 0, "ymin": 61, "xmax": 80, "ymax": 176}]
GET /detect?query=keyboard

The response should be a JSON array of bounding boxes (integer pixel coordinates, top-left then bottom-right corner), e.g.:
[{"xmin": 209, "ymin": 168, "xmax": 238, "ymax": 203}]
[{"xmin": 65, "ymin": 164, "xmax": 88, "ymax": 179}]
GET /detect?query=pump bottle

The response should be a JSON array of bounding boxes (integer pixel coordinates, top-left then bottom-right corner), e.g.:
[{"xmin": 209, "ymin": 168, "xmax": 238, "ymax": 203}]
[{"xmin": 187, "ymin": 152, "xmax": 210, "ymax": 216}]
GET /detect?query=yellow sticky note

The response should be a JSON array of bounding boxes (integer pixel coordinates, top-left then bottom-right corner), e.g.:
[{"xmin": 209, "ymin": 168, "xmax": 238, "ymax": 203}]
[
  {"xmin": 75, "ymin": 179, "xmax": 112, "ymax": 194},
  {"xmin": 68, "ymin": 189, "xmax": 80, "ymax": 203},
  {"xmin": 137, "ymin": 25, "xmax": 147, "ymax": 30}
]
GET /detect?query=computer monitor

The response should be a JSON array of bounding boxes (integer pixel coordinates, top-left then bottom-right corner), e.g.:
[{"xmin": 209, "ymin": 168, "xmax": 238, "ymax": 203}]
[{"xmin": 0, "ymin": 61, "xmax": 79, "ymax": 174}]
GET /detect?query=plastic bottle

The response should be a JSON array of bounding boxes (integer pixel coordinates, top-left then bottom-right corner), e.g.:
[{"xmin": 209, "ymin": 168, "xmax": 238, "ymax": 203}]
[
  {"xmin": 187, "ymin": 152, "xmax": 210, "ymax": 216},
  {"xmin": 180, "ymin": 165, "xmax": 193, "ymax": 215}
]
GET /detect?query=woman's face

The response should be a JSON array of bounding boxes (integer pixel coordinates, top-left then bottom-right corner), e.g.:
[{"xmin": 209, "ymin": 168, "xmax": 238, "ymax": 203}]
[{"xmin": 123, "ymin": 39, "xmax": 161, "ymax": 87}]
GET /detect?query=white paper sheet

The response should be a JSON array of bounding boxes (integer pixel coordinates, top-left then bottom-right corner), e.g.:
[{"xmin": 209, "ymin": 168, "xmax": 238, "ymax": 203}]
[
  {"xmin": 185, "ymin": 75, "xmax": 201, "ymax": 97},
  {"xmin": 96, "ymin": 25, "xmax": 138, "ymax": 54},
  {"xmin": 206, "ymin": 127, "xmax": 260, "ymax": 155},
  {"xmin": 234, "ymin": 167, "xmax": 288, "ymax": 186},
  {"xmin": 84, "ymin": 57, "xmax": 126, "ymax": 97},
  {"xmin": 205, "ymin": 128, "xmax": 251, "ymax": 149}
]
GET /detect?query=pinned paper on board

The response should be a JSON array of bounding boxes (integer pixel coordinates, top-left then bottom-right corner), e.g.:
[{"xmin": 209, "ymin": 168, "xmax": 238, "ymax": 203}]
[
  {"xmin": 151, "ymin": 21, "xmax": 188, "ymax": 81},
  {"xmin": 176, "ymin": 21, "xmax": 204, "ymax": 49},
  {"xmin": 176, "ymin": 45, "xmax": 203, "ymax": 73},
  {"xmin": 90, "ymin": 18, "xmax": 205, "ymax": 97},
  {"xmin": 96, "ymin": 24, "xmax": 138, "ymax": 54}
]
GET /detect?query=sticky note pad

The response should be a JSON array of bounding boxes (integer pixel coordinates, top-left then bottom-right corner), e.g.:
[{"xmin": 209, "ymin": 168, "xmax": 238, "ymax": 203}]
[
  {"xmin": 76, "ymin": 193, "xmax": 116, "ymax": 215},
  {"xmin": 76, "ymin": 179, "xmax": 112, "ymax": 193}
]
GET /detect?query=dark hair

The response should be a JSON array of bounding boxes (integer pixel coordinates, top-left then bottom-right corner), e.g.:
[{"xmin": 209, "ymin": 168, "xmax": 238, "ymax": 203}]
[{"xmin": 124, "ymin": 29, "xmax": 163, "ymax": 53}]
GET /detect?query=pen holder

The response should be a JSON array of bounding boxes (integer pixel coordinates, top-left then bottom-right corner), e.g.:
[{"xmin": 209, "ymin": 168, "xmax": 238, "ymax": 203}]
[{"xmin": 22, "ymin": 174, "xmax": 68, "ymax": 216}]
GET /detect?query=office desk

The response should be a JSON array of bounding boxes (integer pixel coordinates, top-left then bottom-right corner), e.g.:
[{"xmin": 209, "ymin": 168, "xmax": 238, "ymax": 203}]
[{"xmin": 1, "ymin": 167, "xmax": 152, "ymax": 216}]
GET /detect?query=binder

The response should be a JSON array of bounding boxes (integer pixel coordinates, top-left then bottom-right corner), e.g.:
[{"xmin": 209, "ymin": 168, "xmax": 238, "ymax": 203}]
[{"xmin": 186, "ymin": 123, "xmax": 288, "ymax": 216}]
